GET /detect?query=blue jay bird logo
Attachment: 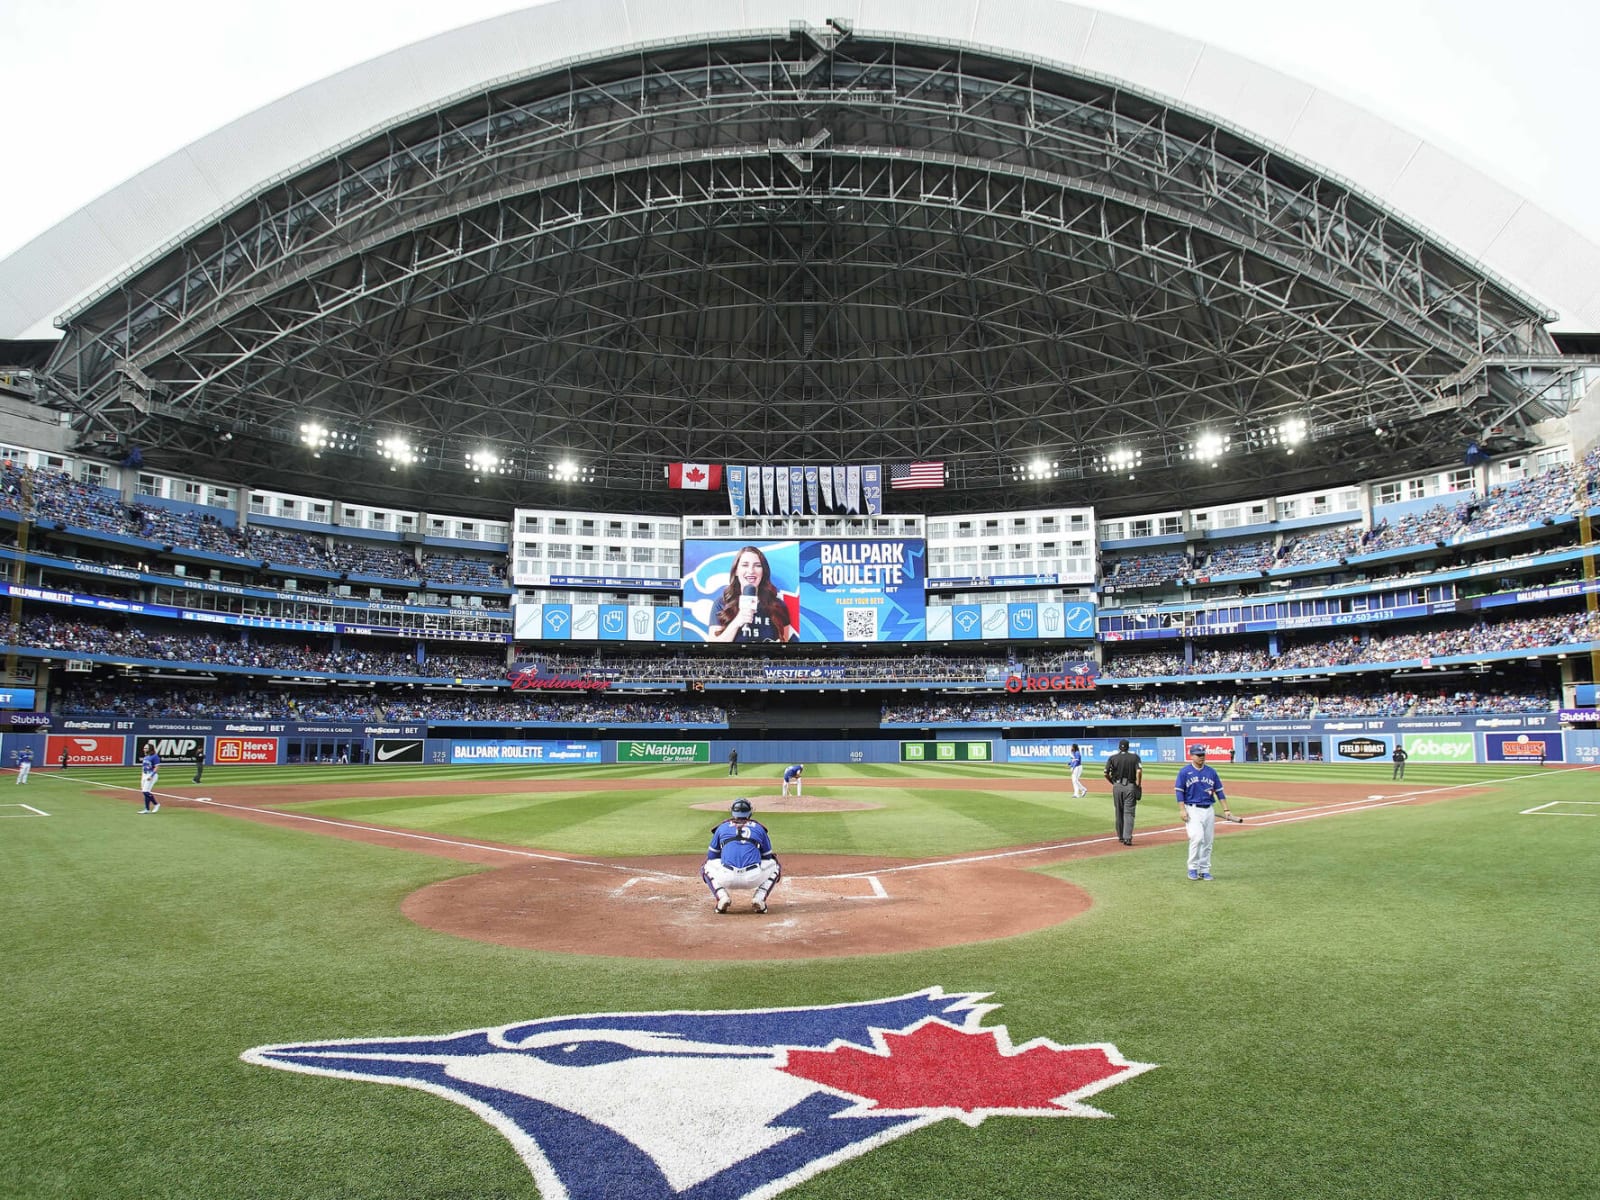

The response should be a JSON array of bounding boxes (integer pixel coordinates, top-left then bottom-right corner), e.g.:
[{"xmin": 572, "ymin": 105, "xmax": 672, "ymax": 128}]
[{"xmin": 243, "ymin": 988, "xmax": 1153, "ymax": 1200}]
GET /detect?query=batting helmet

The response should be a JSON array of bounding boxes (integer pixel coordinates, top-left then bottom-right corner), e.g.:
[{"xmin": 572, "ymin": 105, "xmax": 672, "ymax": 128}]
[{"xmin": 730, "ymin": 798, "xmax": 754, "ymax": 817}]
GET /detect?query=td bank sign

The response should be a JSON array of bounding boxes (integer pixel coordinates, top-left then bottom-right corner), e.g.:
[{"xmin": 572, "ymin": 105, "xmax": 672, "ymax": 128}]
[{"xmin": 1404, "ymin": 733, "xmax": 1475, "ymax": 763}]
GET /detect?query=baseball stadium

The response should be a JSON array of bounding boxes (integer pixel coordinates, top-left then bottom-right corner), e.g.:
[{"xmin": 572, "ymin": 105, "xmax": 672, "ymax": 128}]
[{"xmin": 3, "ymin": 2, "xmax": 1598, "ymax": 1197}]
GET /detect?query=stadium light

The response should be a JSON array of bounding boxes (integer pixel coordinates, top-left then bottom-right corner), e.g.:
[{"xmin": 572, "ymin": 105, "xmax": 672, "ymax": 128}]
[
  {"xmin": 1189, "ymin": 431, "xmax": 1230, "ymax": 464},
  {"xmin": 1011, "ymin": 456, "xmax": 1059, "ymax": 482},
  {"xmin": 466, "ymin": 449, "xmax": 513, "ymax": 479},
  {"xmin": 550, "ymin": 459, "xmax": 595, "ymax": 483},
  {"xmin": 1100, "ymin": 447, "xmax": 1141, "ymax": 476},
  {"xmin": 299, "ymin": 420, "xmax": 359, "ymax": 457},
  {"xmin": 377, "ymin": 436, "xmax": 419, "ymax": 467}
]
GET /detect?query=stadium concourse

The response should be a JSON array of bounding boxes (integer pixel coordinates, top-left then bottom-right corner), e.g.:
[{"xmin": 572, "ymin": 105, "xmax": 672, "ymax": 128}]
[{"xmin": 0, "ymin": 0, "xmax": 1599, "ymax": 762}]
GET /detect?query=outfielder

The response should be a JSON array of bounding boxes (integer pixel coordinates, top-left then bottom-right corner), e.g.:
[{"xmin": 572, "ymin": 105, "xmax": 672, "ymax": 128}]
[
  {"xmin": 702, "ymin": 798, "xmax": 781, "ymax": 914},
  {"xmin": 15, "ymin": 747, "xmax": 31, "ymax": 784},
  {"xmin": 138, "ymin": 742, "xmax": 162, "ymax": 814},
  {"xmin": 1174, "ymin": 745, "xmax": 1234, "ymax": 880},
  {"xmin": 782, "ymin": 763, "xmax": 804, "ymax": 797},
  {"xmin": 1068, "ymin": 743, "xmax": 1086, "ymax": 798}
]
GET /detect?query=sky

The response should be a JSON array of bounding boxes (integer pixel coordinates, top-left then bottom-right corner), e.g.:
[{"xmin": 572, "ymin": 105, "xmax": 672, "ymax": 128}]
[{"xmin": 2, "ymin": 0, "xmax": 1597, "ymax": 261}]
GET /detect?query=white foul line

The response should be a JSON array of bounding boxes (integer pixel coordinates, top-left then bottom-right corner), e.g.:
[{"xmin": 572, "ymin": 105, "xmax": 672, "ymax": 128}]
[
  {"xmin": 841, "ymin": 875, "xmax": 888, "ymax": 900},
  {"xmin": 821, "ymin": 770, "xmax": 1561, "ymax": 880}
]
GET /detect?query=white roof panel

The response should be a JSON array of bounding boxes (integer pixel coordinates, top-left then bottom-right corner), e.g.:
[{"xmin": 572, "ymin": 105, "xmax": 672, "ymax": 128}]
[{"xmin": 3, "ymin": 0, "xmax": 1597, "ymax": 339}]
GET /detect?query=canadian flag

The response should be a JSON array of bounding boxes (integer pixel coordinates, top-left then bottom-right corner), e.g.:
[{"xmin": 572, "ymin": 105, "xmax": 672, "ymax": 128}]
[{"xmin": 667, "ymin": 463, "xmax": 723, "ymax": 490}]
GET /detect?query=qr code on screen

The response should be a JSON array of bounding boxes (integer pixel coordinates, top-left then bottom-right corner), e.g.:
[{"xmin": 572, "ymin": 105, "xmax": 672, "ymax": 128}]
[{"xmin": 843, "ymin": 608, "xmax": 878, "ymax": 641}]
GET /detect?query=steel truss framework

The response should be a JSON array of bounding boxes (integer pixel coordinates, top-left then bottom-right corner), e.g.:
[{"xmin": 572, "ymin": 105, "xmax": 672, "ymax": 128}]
[{"xmin": 43, "ymin": 27, "xmax": 1585, "ymax": 516}]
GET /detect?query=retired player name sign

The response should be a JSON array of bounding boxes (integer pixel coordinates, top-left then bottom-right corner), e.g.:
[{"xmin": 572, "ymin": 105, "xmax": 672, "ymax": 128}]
[{"xmin": 244, "ymin": 987, "xmax": 1154, "ymax": 1200}]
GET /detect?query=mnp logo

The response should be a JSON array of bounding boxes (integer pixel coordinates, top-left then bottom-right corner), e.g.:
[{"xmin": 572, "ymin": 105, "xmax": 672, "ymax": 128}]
[{"xmin": 243, "ymin": 988, "xmax": 1154, "ymax": 1200}]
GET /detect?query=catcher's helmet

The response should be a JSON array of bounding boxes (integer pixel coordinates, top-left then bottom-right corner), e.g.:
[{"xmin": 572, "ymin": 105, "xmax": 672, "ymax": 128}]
[{"xmin": 730, "ymin": 798, "xmax": 754, "ymax": 817}]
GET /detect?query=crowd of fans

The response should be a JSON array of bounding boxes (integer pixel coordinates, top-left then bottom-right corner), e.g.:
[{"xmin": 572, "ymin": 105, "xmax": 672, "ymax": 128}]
[
  {"xmin": 52, "ymin": 682, "xmax": 726, "ymax": 724},
  {"xmin": 1, "ymin": 461, "xmax": 508, "ymax": 589},
  {"xmin": 6, "ymin": 615, "xmax": 508, "ymax": 679},
  {"xmin": 1101, "ymin": 610, "xmax": 1600, "ymax": 677}
]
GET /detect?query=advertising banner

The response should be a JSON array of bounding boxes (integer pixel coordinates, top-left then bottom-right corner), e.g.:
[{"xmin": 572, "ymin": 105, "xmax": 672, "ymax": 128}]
[
  {"xmin": 1401, "ymin": 732, "xmax": 1475, "ymax": 764},
  {"xmin": 1006, "ymin": 738, "xmax": 1162, "ymax": 763},
  {"xmin": 680, "ymin": 539, "xmax": 927, "ymax": 643},
  {"xmin": 1183, "ymin": 737, "xmax": 1237, "ymax": 762},
  {"xmin": 214, "ymin": 736, "xmax": 280, "ymax": 765},
  {"xmin": 615, "ymin": 740, "xmax": 711, "ymax": 764},
  {"xmin": 0, "ymin": 687, "xmax": 36, "ymax": 709},
  {"xmin": 139, "ymin": 735, "xmax": 206, "ymax": 765},
  {"xmin": 46, "ymin": 734, "xmax": 127, "ymax": 767},
  {"xmin": 370, "ymin": 738, "xmax": 425, "ymax": 765},
  {"xmin": 899, "ymin": 741, "xmax": 993, "ymax": 762},
  {"xmin": 1485, "ymin": 732, "xmax": 1564, "ymax": 763},
  {"xmin": 1331, "ymin": 735, "xmax": 1391, "ymax": 763},
  {"xmin": 448, "ymin": 740, "xmax": 603, "ymax": 764}
]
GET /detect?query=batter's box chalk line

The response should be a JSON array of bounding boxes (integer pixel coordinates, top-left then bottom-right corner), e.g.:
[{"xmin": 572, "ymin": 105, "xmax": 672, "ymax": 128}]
[{"xmin": 0, "ymin": 802, "xmax": 49, "ymax": 816}]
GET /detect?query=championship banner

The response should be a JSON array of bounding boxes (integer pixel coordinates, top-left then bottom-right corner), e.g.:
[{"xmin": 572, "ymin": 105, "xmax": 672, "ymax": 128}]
[
  {"xmin": 900, "ymin": 740, "xmax": 992, "ymax": 762},
  {"xmin": 761, "ymin": 467, "xmax": 777, "ymax": 515},
  {"xmin": 615, "ymin": 740, "xmax": 710, "ymax": 764},
  {"xmin": 832, "ymin": 466, "xmax": 846, "ymax": 511},
  {"xmin": 790, "ymin": 466, "xmax": 804, "ymax": 514},
  {"xmin": 728, "ymin": 466, "xmax": 747, "ymax": 516},
  {"xmin": 861, "ymin": 465, "xmax": 882, "ymax": 515},
  {"xmin": 805, "ymin": 466, "xmax": 820, "ymax": 513},
  {"xmin": 846, "ymin": 466, "xmax": 861, "ymax": 513}
]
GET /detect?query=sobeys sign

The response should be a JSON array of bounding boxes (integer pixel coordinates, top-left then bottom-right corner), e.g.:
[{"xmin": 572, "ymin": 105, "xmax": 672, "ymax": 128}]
[
  {"xmin": 1403, "ymin": 732, "xmax": 1475, "ymax": 763},
  {"xmin": 617, "ymin": 740, "xmax": 710, "ymax": 764}
]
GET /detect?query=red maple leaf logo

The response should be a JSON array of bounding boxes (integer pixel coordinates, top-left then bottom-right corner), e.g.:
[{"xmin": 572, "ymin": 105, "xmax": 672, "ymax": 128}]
[
  {"xmin": 684, "ymin": 465, "xmax": 706, "ymax": 484},
  {"xmin": 778, "ymin": 1020, "xmax": 1154, "ymax": 1124}
]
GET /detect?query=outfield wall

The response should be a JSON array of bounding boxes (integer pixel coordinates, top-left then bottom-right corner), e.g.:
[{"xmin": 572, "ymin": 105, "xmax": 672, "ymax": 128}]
[{"xmin": 5, "ymin": 719, "xmax": 1596, "ymax": 768}]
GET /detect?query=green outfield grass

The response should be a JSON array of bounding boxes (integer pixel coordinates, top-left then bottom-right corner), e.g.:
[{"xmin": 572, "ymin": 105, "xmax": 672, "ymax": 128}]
[{"xmin": 3, "ymin": 762, "xmax": 1596, "ymax": 1198}]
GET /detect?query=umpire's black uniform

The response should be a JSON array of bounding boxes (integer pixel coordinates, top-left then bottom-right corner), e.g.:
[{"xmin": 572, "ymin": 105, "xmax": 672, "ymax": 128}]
[{"xmin": 1103, "ymin": 740, "xmax": 1143, "ymax": 845}]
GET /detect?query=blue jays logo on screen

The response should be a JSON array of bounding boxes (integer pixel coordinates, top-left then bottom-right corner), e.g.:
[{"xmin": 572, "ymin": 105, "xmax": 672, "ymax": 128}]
[{"xmin": 243, "ymin": 988, "xmax": 1154, "ymax": 1200}]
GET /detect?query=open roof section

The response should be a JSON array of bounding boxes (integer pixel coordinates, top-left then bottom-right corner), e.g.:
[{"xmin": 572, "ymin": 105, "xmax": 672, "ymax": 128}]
[{"xmin": 8, "ymin": 1, "xmax": 1597, "ymax": 516}]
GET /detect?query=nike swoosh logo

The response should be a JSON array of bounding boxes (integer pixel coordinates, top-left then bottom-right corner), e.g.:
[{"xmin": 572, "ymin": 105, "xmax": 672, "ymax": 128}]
[{"xmin": 376, "ymin": 743, "xmax": 421, "ymax": 761}]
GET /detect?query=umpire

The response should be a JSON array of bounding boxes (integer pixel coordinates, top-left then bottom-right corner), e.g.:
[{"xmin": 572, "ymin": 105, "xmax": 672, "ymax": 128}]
[{"xmin": 1104, "ymin": 739, "xmax": 1143, "ymax": 845}]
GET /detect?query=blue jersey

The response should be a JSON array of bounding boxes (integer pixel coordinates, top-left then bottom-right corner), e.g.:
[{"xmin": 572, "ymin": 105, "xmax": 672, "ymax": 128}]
[
  {"xmin": 141, "ymin": 751, "xmax": 161, "ymax": 776},
  {"xmin": 783, "ymin": 765, "xmax": 804, "ymax": 782},
  {"xmin": 706, "ymin": 820, "xmax": 775, "ymax": 870},
  {"xmin": 1069, "ymin": 751, "xmax": 1082, "ymax": 770},
  {"xmin": 1175, "ymin": 763, "xmax": 1225, "ymax": 806},
  {"xmin": 18, "ymin": 749, "xmax": 31, "ymax": 763}
]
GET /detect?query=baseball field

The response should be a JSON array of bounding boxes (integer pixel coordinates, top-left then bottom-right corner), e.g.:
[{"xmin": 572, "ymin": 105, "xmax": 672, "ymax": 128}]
[{"xmin": 3, "ymin": 760, "xmax": 1596, "ymax": 1199}]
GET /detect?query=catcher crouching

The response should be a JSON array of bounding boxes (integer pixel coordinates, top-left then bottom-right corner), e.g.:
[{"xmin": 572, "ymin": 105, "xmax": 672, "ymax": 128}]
[{"xmin": 702, "ymin": 797, "xmax": 782, "ymax": 914}]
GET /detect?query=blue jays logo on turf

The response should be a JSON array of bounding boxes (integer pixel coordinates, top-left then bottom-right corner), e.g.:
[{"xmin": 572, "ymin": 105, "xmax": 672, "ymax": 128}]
[{"xmin": 242, "ymin": 987, "xmax": 1155, "ymax": 1200}]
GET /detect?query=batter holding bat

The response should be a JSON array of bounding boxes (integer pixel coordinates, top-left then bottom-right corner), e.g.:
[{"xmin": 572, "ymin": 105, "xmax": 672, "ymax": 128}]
[{"xmin": 1175, "ymin": 745, "xmax": 1238, "ymax": 881}]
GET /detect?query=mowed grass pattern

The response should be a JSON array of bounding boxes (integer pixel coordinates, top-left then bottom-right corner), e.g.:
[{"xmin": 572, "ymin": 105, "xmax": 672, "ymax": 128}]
[{"xmin": 2, "ymin": 761, "xmax": 1595, "ymax": 1198}]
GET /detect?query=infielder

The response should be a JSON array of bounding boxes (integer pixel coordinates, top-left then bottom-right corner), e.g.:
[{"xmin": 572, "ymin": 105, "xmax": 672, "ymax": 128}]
[
  {"xmin": 782, "ymin": 763, "xmax": 804, "ymax": 797},
  {"xmin": 1174, "ymin": 745, "xmax": 1234, "ymax": 880},
  {"xmin": 15, "ymin": 746, "xmax": 31, "ymax": 784},
  {"xmin": 138, "ymin": 742, "xmax": 162, "ymax": 814},
  {"xmin": 702, "ymin": 798, "xmax": 781, "ymax": 913},
  {"xmin": 1069, "ymin": 744, "xmax": 1086, "ymax": 798}
]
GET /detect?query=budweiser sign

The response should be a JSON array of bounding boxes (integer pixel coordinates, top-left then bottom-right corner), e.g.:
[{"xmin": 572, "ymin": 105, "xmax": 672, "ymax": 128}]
[{"xmin": 508, "ymin": 665, "xmax": 613, "ymax": 692}]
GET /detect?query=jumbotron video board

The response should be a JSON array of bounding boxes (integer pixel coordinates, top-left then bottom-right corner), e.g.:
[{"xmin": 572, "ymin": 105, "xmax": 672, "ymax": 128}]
[{"xmin": 680, "ymin": 538, "xmax": 927, "ymax": 643}]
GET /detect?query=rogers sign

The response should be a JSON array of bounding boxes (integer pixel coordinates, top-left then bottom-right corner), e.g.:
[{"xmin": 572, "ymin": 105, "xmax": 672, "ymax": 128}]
[{"xmin": 1005, "ymin": 673, "xmax": 1096, "ymax": 693}]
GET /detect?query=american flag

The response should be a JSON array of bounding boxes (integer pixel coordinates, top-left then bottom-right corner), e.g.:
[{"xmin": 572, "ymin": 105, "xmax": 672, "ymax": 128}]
[{"xmin": 888, "ymin": 461, "xmax": 945, "ymax": 489}]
